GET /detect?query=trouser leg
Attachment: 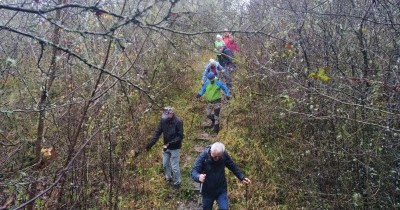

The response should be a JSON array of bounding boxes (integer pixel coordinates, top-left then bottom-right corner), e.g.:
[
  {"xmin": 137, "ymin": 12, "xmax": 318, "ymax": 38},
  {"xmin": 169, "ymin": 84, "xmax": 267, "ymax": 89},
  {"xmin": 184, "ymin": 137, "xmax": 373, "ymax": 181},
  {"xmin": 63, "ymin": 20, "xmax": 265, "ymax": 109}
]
[
  {"xmin": 223, "ymin": 65, "xmax": 232, "ymax": 89},
  {"xmin": 202, "ymin": 195, "xmax": 215, "ymax": 210},
  {"xmin": 162, "ymin": 150, "xmax": 172, "ymax": 180},
  {"xmin": 213, "ymin": 102, "xmax": 221, "ymax": 134},
  {"xmin": 216, "ymin": 191, "xmax": 229, "ymax": 210},
  {"xmin": 207, "ymin": 102, "xmax": 221, "ymax": 134},
  {"xmin": 206, "ymin": 103, "xmax": 215, "ymax": 127},
  {"xmin": 213, "ymin": 106, "xmax": 220, "ymax": 125},
  {"xmin": 213, "ymin": 107, "xmax": 221, "ymax": 134},
  {"xmin": 169, "ymin": 149, "xmax": 181, "ymax": 185}
]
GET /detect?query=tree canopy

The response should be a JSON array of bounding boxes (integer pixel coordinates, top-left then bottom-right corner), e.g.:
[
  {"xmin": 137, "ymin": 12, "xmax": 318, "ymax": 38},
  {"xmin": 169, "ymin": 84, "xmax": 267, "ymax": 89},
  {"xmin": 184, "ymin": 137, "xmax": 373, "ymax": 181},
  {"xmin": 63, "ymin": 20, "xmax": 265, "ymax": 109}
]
[{"xmin": 1, "ymin": 0, "xmax": 399, "ymax": 209}]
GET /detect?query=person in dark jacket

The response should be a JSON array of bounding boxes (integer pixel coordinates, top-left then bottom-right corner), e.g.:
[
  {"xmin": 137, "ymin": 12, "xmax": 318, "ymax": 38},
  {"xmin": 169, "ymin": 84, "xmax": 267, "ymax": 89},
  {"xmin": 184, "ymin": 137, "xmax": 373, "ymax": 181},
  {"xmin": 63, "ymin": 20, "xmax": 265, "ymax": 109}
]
[
  {"xmin": 146, "ymin": 106, "xmax": 184, "ymax": 190},
  {"xmin": 217, "ymin": 45, "xmax": 235, "ymax": 88},
  {"xmin": 191, "ymin": 142, "xmax": 251, "ymax": 210}
]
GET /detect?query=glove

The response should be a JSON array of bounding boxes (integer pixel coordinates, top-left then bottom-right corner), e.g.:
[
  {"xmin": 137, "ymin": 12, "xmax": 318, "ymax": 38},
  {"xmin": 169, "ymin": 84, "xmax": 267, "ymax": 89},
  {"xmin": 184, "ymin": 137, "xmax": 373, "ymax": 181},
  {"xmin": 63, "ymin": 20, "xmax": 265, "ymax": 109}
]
[
  {"xmin": 196, "ymin": 94, "xmax": 201, "ymax": 99},
  {"xmin": 226, "ymin": 96, "xmax": 231, "ymax": 100}
]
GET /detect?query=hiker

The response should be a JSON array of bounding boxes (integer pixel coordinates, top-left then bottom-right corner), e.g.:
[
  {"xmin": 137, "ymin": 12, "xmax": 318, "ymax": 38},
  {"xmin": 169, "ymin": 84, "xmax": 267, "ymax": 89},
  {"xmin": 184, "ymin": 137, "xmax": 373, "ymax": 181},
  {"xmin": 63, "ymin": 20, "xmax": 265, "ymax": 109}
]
[
  {"xmin": 196, "ymin": 72, "xmax": 230, "ymax": 135},
  {"xmin": 191, "ymin": 142, "xmax": 251, "ymax": 210},
  {"xmin": 222, "ymin": 29, "xmax": 240, "ymax": 53},
  {"xmin": 217, "ymin": 45, "xmax": 235, "ymax": 89},
  {"xmin": 146, "ymin": 106, "xmax": 184, "ymax": 190},
  {"xmin": 201, "ymin": 59, "xmax": 225, "ymax": 84},
  {"xmin": 225, "ymin": 36, "xmax": 240, "ymax": 53},
  {"xmin": 222, "ymin": 28, "xmax": 233, "ymax": 44},
  {"xmin": 214, "ymin": 34, "xmax": 225, "ymax": 61}
]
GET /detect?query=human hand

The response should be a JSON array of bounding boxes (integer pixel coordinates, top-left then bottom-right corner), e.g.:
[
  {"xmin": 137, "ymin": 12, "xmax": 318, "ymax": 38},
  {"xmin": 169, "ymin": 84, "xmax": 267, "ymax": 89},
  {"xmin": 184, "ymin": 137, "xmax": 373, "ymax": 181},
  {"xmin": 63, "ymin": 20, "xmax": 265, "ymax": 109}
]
[
  {"xmin": 226, "ymin": 96, "xmax": 230, "ymax": 100},
  {"xmin": 163, "ymin": 144, "xmax": 168, "ymax": 151},
  {"xmin": 242, "ymin": 177, "xmax": 251, "ymax": 185},
  {"xmin": 199, "ymin": 174, "xmax": 206, "ymax": 183}
]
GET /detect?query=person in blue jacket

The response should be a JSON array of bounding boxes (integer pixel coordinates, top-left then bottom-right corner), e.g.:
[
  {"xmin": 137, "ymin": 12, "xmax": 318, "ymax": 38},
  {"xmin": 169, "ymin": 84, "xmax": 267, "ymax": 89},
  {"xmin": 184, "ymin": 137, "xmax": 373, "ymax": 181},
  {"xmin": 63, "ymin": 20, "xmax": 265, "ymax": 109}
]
[
  {"xmin": 191, "ymin": 142, "xmax": 251, "ymax": 210},
  {"xmin": 196, "ymin": 72, "xmax": 230, "ymax": 134}
]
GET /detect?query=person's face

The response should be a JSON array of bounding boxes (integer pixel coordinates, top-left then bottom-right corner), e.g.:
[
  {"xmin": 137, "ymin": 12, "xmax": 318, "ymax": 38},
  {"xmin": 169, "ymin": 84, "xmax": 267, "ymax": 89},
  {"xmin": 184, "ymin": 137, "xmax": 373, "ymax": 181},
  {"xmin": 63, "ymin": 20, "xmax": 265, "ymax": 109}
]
[
  {"xmin": 162, "ymin": 111, "xmax": 174, "ymax": 120},
  {"xmin": 211, "ymin": 151, "xmax": 223, "ymax": 161}
]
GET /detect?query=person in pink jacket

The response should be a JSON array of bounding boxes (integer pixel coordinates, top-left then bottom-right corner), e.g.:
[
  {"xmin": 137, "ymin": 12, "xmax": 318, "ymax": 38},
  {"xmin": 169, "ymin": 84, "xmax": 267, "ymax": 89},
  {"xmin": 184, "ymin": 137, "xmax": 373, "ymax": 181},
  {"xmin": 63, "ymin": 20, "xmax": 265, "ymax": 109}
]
[{"xmin": 222, "ymin": 29, "xmax": 240, "ymax": 52}]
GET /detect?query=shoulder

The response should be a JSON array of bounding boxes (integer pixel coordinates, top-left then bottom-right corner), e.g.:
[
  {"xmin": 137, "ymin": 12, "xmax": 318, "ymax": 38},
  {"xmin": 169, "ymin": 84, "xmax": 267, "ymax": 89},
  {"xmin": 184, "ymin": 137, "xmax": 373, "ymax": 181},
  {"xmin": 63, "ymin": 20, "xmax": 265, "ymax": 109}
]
[
  {"xmin": 202, "ymin": 145, "xmax": 211, "ymax": 154},
  {"xmin": 201, "ymin": 146, "xmax": 211, "ymax": 158},
  {"xmin": 173, "ymin": 116, "xmax": 183, "ymax": 123}
]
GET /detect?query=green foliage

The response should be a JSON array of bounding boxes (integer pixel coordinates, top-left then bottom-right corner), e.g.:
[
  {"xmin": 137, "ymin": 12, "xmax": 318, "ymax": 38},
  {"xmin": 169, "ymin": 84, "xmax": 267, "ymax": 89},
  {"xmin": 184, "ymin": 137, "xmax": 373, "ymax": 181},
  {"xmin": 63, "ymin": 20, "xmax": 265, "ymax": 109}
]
[
  {"xmin": 279, "ymin": 94, "xmax": 295, "ymax": 109},
  {"xmin": 1, "ymin": 0, "xmax": 399, "ymax": 209},
  {"xmin": 308, "ymin": 67, "xmax": 330, "ymax": 82}
]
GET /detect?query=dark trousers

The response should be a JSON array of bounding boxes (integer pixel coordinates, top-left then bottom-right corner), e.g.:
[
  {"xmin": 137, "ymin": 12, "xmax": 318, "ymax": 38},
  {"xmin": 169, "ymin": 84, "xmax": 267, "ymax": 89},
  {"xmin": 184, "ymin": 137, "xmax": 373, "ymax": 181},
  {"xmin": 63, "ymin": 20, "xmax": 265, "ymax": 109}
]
[{"xmin": 202, "ymin": 191, "xmax": 228, "ymax": 210}]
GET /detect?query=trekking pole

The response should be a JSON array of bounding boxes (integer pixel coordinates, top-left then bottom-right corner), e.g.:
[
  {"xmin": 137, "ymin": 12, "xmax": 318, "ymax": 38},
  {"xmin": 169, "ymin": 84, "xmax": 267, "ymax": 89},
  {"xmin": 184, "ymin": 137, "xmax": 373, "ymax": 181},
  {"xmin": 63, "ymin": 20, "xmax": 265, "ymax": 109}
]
[
  {"xmin": 198, "ymin": 183, "xmax": 203, "ymax": 206},
  {"xmin": 189, "ymin": 99, "xmax": 196, "ymax": 131},
  {"xmin": 245, "ymin": 184, "xmax": 248, "ymax": 210}
]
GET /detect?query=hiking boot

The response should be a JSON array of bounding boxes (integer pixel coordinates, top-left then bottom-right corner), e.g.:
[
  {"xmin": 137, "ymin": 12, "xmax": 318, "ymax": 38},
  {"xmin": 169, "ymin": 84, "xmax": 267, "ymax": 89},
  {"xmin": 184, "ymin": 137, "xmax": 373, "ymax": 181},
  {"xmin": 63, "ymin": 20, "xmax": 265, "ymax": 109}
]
[{"xmin": 212, "ymin": 124, "xmax": 220, "ymax": 135}]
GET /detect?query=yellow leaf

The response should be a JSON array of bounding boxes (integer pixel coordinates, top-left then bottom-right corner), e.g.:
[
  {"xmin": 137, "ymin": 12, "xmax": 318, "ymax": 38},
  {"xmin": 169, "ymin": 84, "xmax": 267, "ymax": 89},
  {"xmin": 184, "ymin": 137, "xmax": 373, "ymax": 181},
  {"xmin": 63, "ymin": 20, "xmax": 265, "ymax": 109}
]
[
  {"xmin": 362, "ymin": 25, "xmax": 367, "ymax": 33},
  {"xmin": 317, "ymin": 68, "xmax": 330, "ymax": 82}
]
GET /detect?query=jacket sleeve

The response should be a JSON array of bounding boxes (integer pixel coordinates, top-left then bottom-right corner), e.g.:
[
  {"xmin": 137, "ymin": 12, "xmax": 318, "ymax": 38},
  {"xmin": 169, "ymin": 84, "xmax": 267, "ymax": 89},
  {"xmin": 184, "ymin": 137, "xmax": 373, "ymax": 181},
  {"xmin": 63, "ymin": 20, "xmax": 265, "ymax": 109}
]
[
  {"xmin": 217, "ymin": 63, "xmax": 224, "ymax": 72},
  {"xmin": 168, "ymin": 119, "xmax": 184, "ymax": 145},
  {"xmin": 202, "ymin": 65, "xmax": 210, "ymax": 83},
  {"xmin": 231, "ymin": 41, "xmax": 240, "ymax": 52},
  {"xmin": 191, "ymin": 150, "xmax": 207, "ymax": 183},
  {"xmin": 224, "ymin": 49, "xmax": 234, "ymax": 63},
  {"xmin": 217, "ymin": 80, "xmax": 230, "ymax": 97},
  {"xmin": 225, "ymin": 152, "xmax": 245, "ymax": 181},
  {"xmin": 147, "ymin": 120, "xmax": 162, "ymax": 148}
]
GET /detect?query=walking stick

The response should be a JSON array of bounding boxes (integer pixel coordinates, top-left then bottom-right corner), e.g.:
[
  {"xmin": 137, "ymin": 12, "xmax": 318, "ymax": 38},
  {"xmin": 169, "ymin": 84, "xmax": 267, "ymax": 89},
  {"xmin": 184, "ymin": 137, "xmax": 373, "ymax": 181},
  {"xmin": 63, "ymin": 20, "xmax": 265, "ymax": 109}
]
[
  {"xmin": 198, "ymin": 183, "xmax": 203, "ymax": 206},
  {"xmin": 245, "ymin": 184, "xmax": 248, "ymax": 210}
]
